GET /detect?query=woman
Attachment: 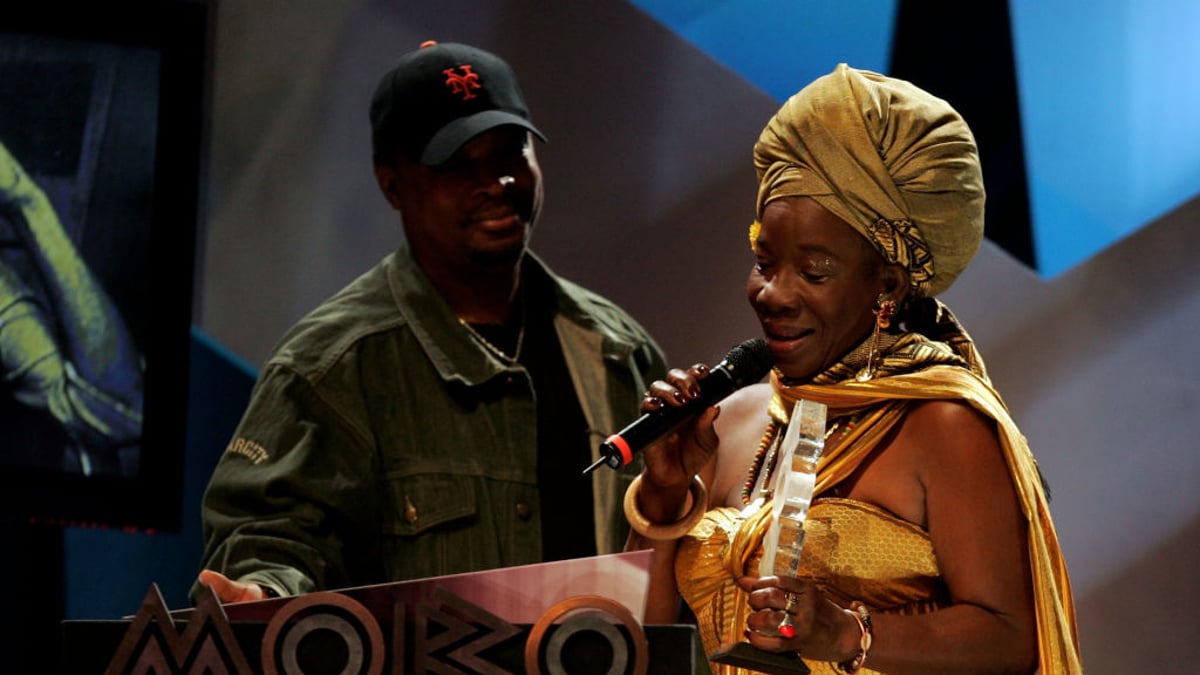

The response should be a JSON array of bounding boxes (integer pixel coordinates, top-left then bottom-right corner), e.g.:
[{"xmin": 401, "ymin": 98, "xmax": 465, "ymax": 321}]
[{"xmin": 625, "ymin": 65, "xmax": 1080, "ymax": 674}]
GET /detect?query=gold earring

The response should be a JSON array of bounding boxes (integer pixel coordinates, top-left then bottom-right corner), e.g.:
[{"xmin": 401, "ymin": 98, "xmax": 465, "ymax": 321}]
[{"xmin": 856, "ymin": 293, "xmax": 897, "ymax": 382}]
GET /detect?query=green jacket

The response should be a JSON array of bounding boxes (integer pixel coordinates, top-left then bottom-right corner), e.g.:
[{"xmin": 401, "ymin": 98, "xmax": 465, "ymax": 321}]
[{"xmin": 197, "ymin": 244, "xmax": 665, "ymax": 597}]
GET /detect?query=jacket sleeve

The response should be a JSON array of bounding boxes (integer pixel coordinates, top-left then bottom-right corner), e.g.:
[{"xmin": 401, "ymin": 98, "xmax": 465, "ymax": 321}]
[{"xmin": 194, "ymin": 364, "xmax": 382, "ymax": 599}]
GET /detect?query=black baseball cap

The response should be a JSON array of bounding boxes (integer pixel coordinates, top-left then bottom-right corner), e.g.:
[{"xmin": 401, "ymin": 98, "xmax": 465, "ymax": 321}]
[{"xmin": 369, "ymin": 41, "xmax": 546, "ymax": 166}]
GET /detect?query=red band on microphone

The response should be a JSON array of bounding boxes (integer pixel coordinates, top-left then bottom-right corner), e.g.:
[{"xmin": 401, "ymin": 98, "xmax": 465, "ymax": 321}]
[{"xmin": 605, "ymin": 434, "xmax": 633, "ymax": 466}]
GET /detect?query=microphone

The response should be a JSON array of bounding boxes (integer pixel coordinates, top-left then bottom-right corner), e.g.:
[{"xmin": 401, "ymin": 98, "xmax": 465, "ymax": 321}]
[{"xmin": 583, "ymin": 338, "xmax": 774, "ymax": 474}]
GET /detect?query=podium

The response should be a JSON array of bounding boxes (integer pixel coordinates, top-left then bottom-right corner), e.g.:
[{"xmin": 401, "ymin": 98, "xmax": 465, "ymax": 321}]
[{"xmin": 61, "ymin": 551, "xmax": 711, "ymax": 674}]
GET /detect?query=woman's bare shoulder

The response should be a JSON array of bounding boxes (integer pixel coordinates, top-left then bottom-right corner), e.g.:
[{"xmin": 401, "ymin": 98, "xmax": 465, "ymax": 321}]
[
  {"xmin": 900, "ymin": 399, "xmax": 1001, "ymax": 458},
  {"xmin": 711, "ymin": 383, "xmax": 774, "ymax": 506},
  {"xmin": 720, "ymin": 382, "xmax": 773, "ymax": 414}
]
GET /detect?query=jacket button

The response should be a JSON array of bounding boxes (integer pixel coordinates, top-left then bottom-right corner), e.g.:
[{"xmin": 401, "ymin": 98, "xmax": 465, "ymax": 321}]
[
  {"xmin": 515, "ymin": 502, "xmax": 533, "ymax": 520},
  {"xmin": 405, "ymin": 496, "xmax": 418, "ymax": 523}
]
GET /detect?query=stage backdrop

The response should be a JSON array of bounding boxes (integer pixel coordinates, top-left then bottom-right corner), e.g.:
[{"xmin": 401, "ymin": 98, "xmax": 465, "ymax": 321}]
[{"xmin": 58, "ymin": 2, "xmax": 1199, "ymax": 674}]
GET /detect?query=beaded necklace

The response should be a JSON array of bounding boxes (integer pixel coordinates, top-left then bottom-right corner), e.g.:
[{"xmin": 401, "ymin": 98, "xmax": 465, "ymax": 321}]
[{"xmin": 740, "ymin": 415, "xmax": 857, "ymax": 506}]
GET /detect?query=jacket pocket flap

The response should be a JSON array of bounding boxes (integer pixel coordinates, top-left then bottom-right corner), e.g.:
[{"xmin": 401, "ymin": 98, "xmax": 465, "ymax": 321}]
[{"xmin": 382, "ymin": 472, "xmax": 477, "ymax": 536}]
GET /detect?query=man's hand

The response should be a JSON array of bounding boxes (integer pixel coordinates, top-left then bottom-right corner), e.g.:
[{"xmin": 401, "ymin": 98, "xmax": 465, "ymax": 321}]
[{"xmin": 197, "ymin": 569, "xmax": 269, "ymax": 603}]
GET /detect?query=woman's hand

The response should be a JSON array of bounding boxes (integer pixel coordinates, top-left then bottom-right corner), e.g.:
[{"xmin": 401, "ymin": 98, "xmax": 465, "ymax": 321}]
[
  {"xmin": 738, "ymin": 575, "xmax": 861, "ymax": 663},
  {"xmin": 625, "ymin": 363, "xmax": 724, "ymax": 527},
  {"xmin": 639, "ymin": 364, "xmax": 722, "ymax": 485}
]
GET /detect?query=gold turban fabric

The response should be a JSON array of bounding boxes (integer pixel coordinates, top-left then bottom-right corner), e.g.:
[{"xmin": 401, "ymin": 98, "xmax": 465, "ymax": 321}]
[{"xmin": 753, "ymin": 63, "xmax": 985, "ymax": 297}]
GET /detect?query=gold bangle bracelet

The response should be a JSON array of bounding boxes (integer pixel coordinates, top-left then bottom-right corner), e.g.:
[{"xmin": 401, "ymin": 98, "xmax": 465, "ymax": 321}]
[
  {"xmin": 623, "ymin": 474, "xmax": 707, "ymax": 541},
  {"xmin": 834, "ymin": 602, "xmax": 873, "ymax": 673}
]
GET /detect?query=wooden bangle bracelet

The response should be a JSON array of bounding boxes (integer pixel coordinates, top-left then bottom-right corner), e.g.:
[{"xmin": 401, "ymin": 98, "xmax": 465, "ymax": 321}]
[{"xmin": 623, "ymin": 474, "xmax": 707, "ymax": 541}]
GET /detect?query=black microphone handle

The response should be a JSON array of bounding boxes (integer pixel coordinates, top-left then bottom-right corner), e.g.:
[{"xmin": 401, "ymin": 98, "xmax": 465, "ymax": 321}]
[
  {"xmin": 593, "ymin": 369, "xmax": 740, "ymax": 471},
  {"xmin": 581, "ymin": 338, "xmax": 772, "ymax": 474}
]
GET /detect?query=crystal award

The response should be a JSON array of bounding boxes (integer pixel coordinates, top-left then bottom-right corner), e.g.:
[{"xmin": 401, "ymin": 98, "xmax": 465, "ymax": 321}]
[
  {"xmin": 710, "ymin": 398, "xmax": 826, "ymax": 674},
  {"xmin": 758, "ymin": 398, "xmax": 827, "ymax": 579}
]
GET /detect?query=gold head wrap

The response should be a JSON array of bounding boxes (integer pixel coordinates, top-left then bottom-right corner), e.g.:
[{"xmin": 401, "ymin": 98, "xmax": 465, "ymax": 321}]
[{"xmin": 753, "ymin": 63, "xmax": 985, "ymax": 297}]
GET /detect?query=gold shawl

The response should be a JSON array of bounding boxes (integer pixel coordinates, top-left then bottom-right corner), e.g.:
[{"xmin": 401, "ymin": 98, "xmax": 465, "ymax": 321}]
[{"xmin": 746, "ymin": 302, "xmax": 1081, "ymax": 673}]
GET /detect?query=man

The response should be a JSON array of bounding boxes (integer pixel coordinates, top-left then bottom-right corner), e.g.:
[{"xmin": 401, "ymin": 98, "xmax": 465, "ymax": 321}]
[{"xmin": 196, "ymin": 41, "xmax": 666, "ymax": 601}]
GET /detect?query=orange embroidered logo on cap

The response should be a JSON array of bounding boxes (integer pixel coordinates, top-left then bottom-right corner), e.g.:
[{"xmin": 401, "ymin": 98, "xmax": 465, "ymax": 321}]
[{"xmin": 443, "ymin": 65, "xmax": 481, "ymax": 101}]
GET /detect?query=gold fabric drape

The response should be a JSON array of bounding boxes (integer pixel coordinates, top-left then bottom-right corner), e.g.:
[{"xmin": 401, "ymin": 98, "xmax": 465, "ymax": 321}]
[
  {"xmin": 770, "ymin": 367, "xmax": 1081, "ymax": 673},
  {"xmin": 679, "ymin": 300, "xmax": 1081, "ymax": 673}
]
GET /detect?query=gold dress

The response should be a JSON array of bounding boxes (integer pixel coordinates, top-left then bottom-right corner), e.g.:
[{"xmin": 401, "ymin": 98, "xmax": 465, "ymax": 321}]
[
  {"xmin": 677, "ymin": 499, "xmax": 945, "ymax": 675},
  {"xmin": 674, "ymin": 305, "xmax": 1081, "ymax": 674}
]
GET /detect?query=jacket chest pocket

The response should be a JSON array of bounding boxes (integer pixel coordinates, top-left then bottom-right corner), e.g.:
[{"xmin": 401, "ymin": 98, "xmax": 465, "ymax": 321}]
[
  {"xmin": 379, "ymin": 471, "xmax": 507, "ymax": 580},
  {"xmin": 382, "ymin": 472, "xmax": 477, "ymax": 537}
]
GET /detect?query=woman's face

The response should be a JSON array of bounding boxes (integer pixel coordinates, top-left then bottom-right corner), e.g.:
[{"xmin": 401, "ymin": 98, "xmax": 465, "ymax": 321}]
[{"xmin": 747, "ymin": 196, "xmax": 890, "ymax": 381}]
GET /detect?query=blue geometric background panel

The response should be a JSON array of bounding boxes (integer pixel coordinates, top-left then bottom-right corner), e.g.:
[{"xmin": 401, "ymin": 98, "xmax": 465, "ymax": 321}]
[
  {"xmin": 1010, "ymin": 0, "xmax": 1200, "ymax": 277},
  {"xmin": 626, "ymin": 0, "xmax": 898, "ymax": 100},
  {"xmin": 627, "ymin": 0, "xmax": 1200, "ymax": 278}
]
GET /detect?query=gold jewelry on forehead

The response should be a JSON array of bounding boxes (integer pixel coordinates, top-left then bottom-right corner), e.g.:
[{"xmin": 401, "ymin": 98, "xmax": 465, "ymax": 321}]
[{"xmin": 810, "ymin": 256, "xmax": 836, "ymax": 275}]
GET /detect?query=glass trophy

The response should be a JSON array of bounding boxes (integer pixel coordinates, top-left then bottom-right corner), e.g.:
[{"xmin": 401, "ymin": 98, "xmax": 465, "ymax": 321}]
[
  {"xmin": 710, "ymin": 398, "xmax": 826, "ymax": 674},
  {"xmin": 759, "ymin": 398, "xmax": 826, "ymax": 580}
]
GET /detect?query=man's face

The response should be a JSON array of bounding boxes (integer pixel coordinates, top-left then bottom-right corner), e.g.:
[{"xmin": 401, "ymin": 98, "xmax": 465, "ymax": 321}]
[{"xmin": 379, "ymin": 127, "xmax": 543, "ymax": 274}]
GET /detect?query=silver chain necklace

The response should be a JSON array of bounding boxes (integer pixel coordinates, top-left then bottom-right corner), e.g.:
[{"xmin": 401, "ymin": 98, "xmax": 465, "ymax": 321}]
[{"xmin": 457, "ymin": 302, "xmax": 527, "ymax": 364}]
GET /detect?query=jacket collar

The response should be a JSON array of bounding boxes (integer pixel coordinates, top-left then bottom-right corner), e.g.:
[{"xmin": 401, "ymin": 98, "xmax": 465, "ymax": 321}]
[{"xmin": 385, "ymin": 243, "xmax": 640, "ymax": 387}]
